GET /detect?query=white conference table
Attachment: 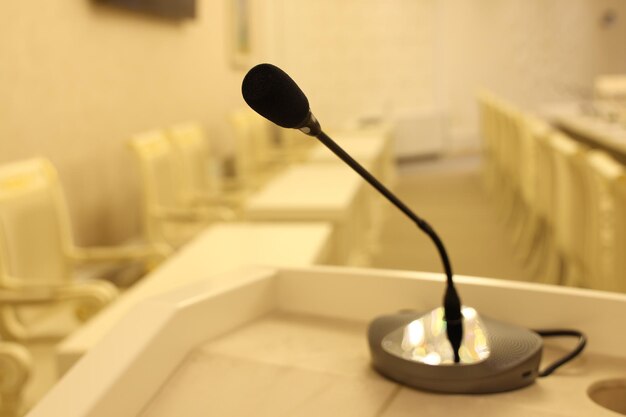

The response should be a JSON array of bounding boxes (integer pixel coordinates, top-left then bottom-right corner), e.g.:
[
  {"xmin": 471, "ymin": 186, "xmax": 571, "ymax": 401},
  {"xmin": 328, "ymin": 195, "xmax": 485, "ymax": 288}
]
[
  {"xmin": 544, "ymin": 102, "xmax": 626, "ymax": 161},
  {"xmin": 32, "ymin": 266, "xmax": 626, "ymax": 417},
  {"xmin": 57, "ymin": 222, "xmax": 332, "ymax": 374},
  {"xmin": 245, "ymin": 164, "xmax": 371, "ymax": 265}
]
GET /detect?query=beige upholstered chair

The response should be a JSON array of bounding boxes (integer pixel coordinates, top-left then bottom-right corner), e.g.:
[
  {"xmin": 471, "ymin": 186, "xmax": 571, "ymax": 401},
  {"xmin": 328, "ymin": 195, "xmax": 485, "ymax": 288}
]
[
  {"xmin": 276, "ymin": 126, "xmax": 316, "ymax": 162},
  {"xmin": 482, "ymin": 97, "xmax": 520, "ymax": 223},
  {"xmin": 128, "ymin": 130, "xmax": 235, "ymax": 248},
  {"xmin": 477, "ymin": 92, "xmax": 499, "ymax": 194},
  {"xmin": 526, "ymin": 118, "xmax": 561, "ymax": 284},
  {"xmin": 548, "ymin": 133, "xmax": 590, "ymax": 288},
  {"xmin": 0, "ymin": 158, "xmax": 140, "ymax": 340},
  {"xmin": 167, "ymin": 122, "xmax": 245, "ymax": 211},
  {"xmin": 584, "ymin": 150, "xmax": 625, "ymax": 292},
  {"xmin": 512, "ymin": 115, "xmax": 553, "ymax": 271},
  {"xmin": 0, "ymin": 339, "xmax": 31, "ymax": 417},
  {"xmin": 613, "ymin": 171, "xmax": 626, "ymax": 293},
  {"xmin": 228, "ymin": 109, "xmax": 289, "ymax": 190}
]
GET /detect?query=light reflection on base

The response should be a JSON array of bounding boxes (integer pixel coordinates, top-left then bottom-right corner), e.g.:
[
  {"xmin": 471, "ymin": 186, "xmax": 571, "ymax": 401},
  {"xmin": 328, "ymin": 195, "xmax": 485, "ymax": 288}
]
[{"xmin": 381, "ymin": 306, "xmax": 490, "ymax": 365}]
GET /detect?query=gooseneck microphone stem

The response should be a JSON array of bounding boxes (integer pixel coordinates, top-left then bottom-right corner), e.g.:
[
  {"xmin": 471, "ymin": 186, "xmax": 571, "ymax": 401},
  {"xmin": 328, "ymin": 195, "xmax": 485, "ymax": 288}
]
[
  {"xmin": 316, "ymin": 131, "xmax": 454, "ymax": 283},
  {"xmin": 316, "ymin": 130, "xmax": 464, "ymax": 363}
]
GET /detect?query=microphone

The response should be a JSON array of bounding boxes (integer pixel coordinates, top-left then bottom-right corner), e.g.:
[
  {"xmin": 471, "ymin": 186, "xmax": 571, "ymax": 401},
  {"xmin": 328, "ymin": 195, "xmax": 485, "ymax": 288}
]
[
  {"xmin": 243, "ymin": 63, "xmax": 464, "ymax": 360},
  {"xmin": 242, "ymin": 64, "xmax": 321, "ymax": 136},
  {"xmin": 241, "ymin": 63, "xmax": 544, "ymax": 393}
]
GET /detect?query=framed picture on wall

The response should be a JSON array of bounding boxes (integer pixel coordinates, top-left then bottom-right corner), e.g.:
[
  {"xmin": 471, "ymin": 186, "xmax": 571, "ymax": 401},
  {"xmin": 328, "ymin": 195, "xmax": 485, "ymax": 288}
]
[
  {"xmin": 94, "ymin": 0, "xmax": 196, "ymax": 20},
  {"xmin": 230, "ymin": 0, "xmax": 252, "ymax": 69}
]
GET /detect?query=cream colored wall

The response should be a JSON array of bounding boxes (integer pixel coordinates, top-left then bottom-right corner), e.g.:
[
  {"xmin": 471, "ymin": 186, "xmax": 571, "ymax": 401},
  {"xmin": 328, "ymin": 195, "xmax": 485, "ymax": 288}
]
[
  {"xmin": 269, "ymin": 0, "xmax": 626, "ymax": 151},
  {"xmin": 270, "ymin": 0, "xmax": 439, "ymax": 129},
  {"xmin": 0, "ymin": 1, "xmax": 266, "ymax": 244},
  {"xmin": 2, "ymin": 1, "xmax": 625, "ymax": 244},
  {"xmin": 439, "ymin": 0, "xmax": 626, "ymax": 151}
]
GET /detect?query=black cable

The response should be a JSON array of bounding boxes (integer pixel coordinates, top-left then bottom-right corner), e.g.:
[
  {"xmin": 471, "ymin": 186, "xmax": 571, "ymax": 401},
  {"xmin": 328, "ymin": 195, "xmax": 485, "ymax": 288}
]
[{"xmin": 533, "ymin": 329, "xmax": 587, "ymax": 377}]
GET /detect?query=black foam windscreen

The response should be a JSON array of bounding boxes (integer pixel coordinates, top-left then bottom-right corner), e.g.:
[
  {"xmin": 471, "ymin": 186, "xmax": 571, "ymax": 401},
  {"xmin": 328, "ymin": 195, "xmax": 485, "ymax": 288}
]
[{"xmin": 241, "ymin": 63, "xmax": 310, "ymax": 128}]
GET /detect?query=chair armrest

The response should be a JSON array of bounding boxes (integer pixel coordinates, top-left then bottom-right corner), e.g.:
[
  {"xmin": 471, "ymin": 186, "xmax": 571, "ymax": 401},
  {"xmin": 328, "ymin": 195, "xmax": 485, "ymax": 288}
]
[
  {"xmin": 0, "ymin": 288, "xmax": 57, "ymax": 305},
  {"xmin": 0, "ymin": 278, "xmax": 118, "ymax": 322},
  {"xmin": 69, "ymin": 243, "xmax": 171, "ymax": 264},
  {"xmin": 1, "ymin": 276, "xmax": 117, "ymax": 304}
]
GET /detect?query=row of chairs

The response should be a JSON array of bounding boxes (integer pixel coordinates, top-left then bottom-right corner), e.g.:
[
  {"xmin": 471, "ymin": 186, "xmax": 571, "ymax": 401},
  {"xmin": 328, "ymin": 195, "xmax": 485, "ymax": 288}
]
[
  {"xmin": 2, "ymin": 109, "xmax": 393, "ymax": 414},
  {"xmin": 0, "ymin": 109, "xmax": 313, "ymax": 342},
  {"xmin": 127, "ymin": 111, "xmax": 313, "ymax": 250},
  {"xmin": 0, "ymin": 110, "xmax": 312, "ymax": 414},
  {"xmin": 0, "ymin": 158, "xmax": 161, "ymax": 415},
  {"xmin": 479, "ymin": 92, "xmax": 626, "ymax": 293}
]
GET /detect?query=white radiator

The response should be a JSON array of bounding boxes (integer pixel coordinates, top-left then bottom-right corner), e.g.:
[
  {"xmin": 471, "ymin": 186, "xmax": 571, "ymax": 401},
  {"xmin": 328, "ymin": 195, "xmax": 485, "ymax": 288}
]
[{"xmin": 392, "ymin": 107, "xmax": 446, "ymax": 158}]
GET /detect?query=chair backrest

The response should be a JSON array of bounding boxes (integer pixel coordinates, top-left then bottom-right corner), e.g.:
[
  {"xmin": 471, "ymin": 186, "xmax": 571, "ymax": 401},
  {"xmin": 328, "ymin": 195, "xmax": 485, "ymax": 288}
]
[
  {"xmin": 0, "ymin": 158, "xmax": 73, "ymax": 285},
  {"xmin": 548, "ymin": 133, "xmax": 590, "ymax": 285},
  {"xmin": 503, "ymin": 104, "xmax": 525, "ymax": 187},
  {"xmin": 168, "ymin": 122, "xmax": 220, "ymax": 202},
  {"xmin": 520, "ymin": 115, "xmax": 552, "ymax": 211},
  {"xmin": 229, "ymin": 109, "xmax": 278, "ymax": 183},
  {"xmin": 613, "ymin": 175, "xmax": 626, "ymax": 293},
  {"xmin": 533, "ymin": 121, "xmax": 557, "ymax": 223},
  {"xmin": 489, "ymin": 96, "xmax": 507, "ymax": 171},
  {"xmin": 516, "ymin": 113, "xmax": 536, "ymax": 207},
  {"xmin": 128, "ymin": 130, "xmax": 184, "ymax": 242},
  {"xmin": 585, "ymin": 150, "xmax": 625, "ymax": 292},
  {"xmin": 491, "ymin": 99, "xmax": 522, "ymax": 184},
  {"xmin": 229, "ymin": 109, "xmax": 256, "ymax": 185}
]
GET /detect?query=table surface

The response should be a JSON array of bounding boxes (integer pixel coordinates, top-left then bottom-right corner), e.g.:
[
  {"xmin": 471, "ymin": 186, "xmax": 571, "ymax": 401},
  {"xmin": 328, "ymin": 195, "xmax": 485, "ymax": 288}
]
[
  {"xmin": 545, "ymin": 102, "xmax": 626, "ymax": 157},
  {"xmin": 57, "ymin": 223, "xmax": 332, "ymax": 371},
  {"xmin": 140, "ymin": 312, "xmax": 625, "ymax": 417},
  {"xmin": 245, "ymin": 165, "xmax": 363, "ymax": 216}
]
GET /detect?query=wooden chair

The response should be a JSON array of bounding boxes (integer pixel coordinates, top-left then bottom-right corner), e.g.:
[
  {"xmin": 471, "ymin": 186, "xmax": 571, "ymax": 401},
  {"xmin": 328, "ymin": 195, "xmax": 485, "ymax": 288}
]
[{"xmin": 0, "ymin": 158, "xmax": 142, "ymax": 340}]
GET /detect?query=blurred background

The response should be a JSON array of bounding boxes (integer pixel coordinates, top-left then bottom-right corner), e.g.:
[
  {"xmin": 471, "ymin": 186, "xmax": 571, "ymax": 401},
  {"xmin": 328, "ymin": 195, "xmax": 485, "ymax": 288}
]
[
  {"xmin": 1, "ymin": 0, "xmax": 626, "ymax": 414},
  {"xmin": 2, "ymin": 1, "xmax": 624, "ymax": 246}
]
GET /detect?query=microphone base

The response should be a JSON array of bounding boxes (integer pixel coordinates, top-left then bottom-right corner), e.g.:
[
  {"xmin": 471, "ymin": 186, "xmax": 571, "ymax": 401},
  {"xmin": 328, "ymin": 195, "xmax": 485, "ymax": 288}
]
[{"xmin": 368, "ymin": 308, "xmax": 543, "ymax": 394}]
